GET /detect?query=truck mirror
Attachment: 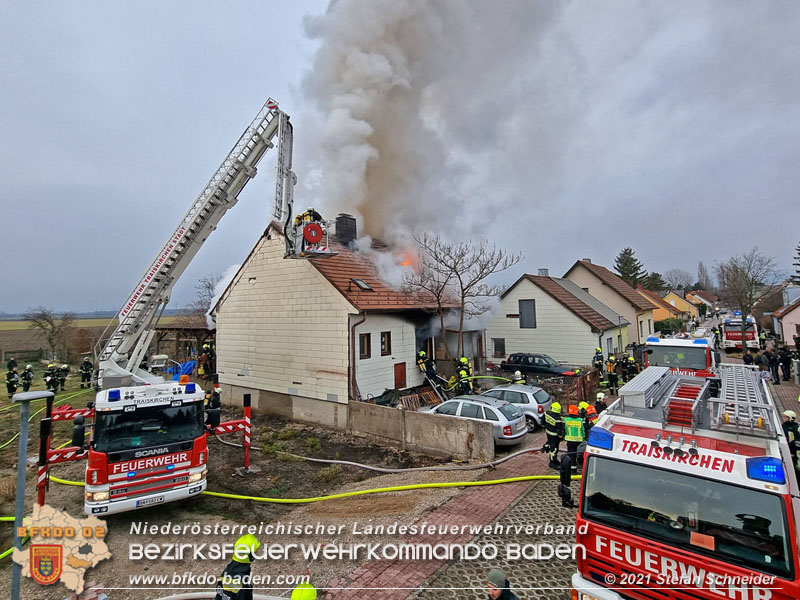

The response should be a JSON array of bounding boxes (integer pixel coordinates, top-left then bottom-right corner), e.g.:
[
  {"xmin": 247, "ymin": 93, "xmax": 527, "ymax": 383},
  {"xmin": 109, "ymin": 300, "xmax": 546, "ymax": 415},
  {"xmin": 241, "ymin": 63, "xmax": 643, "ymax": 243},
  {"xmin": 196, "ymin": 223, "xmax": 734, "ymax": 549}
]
[
  {"xmin": 205, "ymin": 408, "xmax": 221, "ymax": 429},
  {"xmin": 72, "ymin": 415, "xmax": 86, "ymax": 449},
  {"xmin": 714, "ymin": 351, "xmax": 721, "ymax": 365},
  {"xmin": 86, "ymin": 401, "xmax": 94, "ymax": 410},
  {"xmin": 646, "ymin": 349, "xmax": 653, "ymax": 354}
]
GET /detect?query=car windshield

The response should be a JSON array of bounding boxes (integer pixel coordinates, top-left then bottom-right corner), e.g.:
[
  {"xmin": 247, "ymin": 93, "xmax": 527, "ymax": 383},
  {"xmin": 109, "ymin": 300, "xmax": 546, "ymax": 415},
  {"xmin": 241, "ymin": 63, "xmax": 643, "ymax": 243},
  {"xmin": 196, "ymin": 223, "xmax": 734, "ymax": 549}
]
[
  {"xmin": 533, "ymin": 389, "xmax": 550, "ymax": 404},
  {"xmin": 646, "ymin": 345, "xmax": 708, "ymax": 370},
  {"xmin": 94, "ymin": 403, "xmax": 204, "ymax": 453},
  {"xmin": 498, "ymin": 404, "xmax": 522, "ymax": 420},
  {"xmin": 582, "ymin": 456, "xmax": 793, "ymax": 579},
  {"xmin": 540, "ymin": 355, "xmax": 558, "ymax": 367}
]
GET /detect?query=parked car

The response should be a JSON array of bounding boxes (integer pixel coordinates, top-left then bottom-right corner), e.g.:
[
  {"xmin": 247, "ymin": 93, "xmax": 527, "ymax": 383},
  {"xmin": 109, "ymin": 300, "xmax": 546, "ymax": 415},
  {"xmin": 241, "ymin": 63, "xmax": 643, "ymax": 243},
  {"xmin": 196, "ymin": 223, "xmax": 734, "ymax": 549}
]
[
  {"xmin": 481, "ymin": 384, "xmax": 553, "ymax": 432},
  {"xmin": 499, "ymin": 353, "xmax": 579, "ymax": 377},
  {"xmin": 418, "ymin": 395, "xmax": 528, "ymax": 446}
]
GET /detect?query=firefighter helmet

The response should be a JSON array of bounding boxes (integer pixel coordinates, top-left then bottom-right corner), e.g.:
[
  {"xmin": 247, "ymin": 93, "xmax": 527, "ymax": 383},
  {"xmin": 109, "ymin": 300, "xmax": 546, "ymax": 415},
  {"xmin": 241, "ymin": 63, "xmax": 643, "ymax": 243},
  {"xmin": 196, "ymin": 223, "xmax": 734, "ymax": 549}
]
[
  {"xmin": 568, "ymin": 405, "xmax": 579, "ymax": 416},
  {"xmin": 233, "ymin": 534, "xmax": 260, "ymax": 563},
  {"xmin": 26, "ymin": 365, "xmax": 32, "ymax": 370},
  {"xmin": 460, "ymin": 357, "xmax": 468, "ymax": 364},
  {"xmin": 784, "ymin": 410, "xmax": 797, "ymax": 421},
  {"xmin": 586, "ymin": 406, "xmax": 598, "ymax": 416},
  {"xmin": 596, "ymin": 392, "xmax": 605, "ymax": 401},
  {"xmin": 514, "ymin": 370, "xmax": 522, "ymax": 380},
  {"xmin": 596, "ymin": 347, "xmax": 602, "ymax": 352},
  {"xmin": 551, "ymin": 401, "xmax": 562, "ymax": 412},
  {"xmin": 291, "ymin": 583, "xmax": 317, "ymax": 600},
  {"xmin": 578, "ymin": 401, "xmax": 589, "ymax": 410}
]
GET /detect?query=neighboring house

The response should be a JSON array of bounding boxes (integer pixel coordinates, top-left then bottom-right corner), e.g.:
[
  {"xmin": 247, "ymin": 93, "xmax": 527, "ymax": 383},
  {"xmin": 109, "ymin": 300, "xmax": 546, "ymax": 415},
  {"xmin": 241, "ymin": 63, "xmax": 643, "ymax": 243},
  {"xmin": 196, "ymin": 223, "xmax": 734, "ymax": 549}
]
[
  {"xmin": 661, "ymin": 291, "xmax": 698, "ymax": 320},
  {"xmin": 686, "ymin": 290, "xmax": 718, "ymax": 310},
  {"xmin": 637, "ymin": 286, "xmax": 681, "ymax": 322},
  {"xmin": 771, "ymin": 297, "xmax": 800, "ymax": 346},
  {"xmin": 563, "ymin": 259, "xmax": 655, "ymax": 344},
  {"xmin": 211, "ymin": 216, "xmax": 445, "ymax": 428},
  {"xmin": 485, "ymin": 270, "xmax": 629, "ymax": 366}
]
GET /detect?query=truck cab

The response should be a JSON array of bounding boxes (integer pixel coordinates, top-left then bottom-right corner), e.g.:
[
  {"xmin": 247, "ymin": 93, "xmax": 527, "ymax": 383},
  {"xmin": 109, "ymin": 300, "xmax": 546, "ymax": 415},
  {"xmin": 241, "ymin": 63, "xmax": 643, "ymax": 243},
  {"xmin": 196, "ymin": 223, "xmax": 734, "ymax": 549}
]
[
  {"xmin": 572, "ymin": 365, "xmax": 800, "ymax": 600},
  {"xmin": 644, "ymin": 336, "xmax": 720, "ymax": 379},
  {"xmin": 82, "ymin": 382, "xmax": 208, "ymax": 514}
]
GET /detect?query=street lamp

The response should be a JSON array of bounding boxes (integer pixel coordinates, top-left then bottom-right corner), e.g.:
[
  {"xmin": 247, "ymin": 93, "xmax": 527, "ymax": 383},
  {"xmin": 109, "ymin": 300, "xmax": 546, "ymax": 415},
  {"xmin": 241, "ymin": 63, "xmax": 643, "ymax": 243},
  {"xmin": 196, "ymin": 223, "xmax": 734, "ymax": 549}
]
[{"xmin": 10, "ymin": 390, "xmax": 53, "ymax": 600}]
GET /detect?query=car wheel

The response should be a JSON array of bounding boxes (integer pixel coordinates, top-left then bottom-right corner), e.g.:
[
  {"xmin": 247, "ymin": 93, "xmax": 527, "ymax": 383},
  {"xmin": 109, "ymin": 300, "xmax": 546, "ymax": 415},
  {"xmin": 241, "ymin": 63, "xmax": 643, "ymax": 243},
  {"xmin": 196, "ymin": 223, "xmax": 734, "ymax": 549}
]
[{"xmin": 525, "ymin": 415, "xmax": 538, "ymax": 433}]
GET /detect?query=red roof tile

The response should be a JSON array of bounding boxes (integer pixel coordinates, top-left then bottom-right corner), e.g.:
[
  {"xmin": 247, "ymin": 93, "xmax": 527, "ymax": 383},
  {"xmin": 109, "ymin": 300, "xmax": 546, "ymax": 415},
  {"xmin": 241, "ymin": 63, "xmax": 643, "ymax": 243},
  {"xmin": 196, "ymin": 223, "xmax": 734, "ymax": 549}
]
[
  {"xmin": 521, "ymin": 275, "xmax": 616, "ymax": 332},
  {"xmin": 636, "ymin": 286, "xmax": 681, "ymax": 315},
  {"xmin": 566, "ymin": 260, "xmax": 653, "ymax": 311}
]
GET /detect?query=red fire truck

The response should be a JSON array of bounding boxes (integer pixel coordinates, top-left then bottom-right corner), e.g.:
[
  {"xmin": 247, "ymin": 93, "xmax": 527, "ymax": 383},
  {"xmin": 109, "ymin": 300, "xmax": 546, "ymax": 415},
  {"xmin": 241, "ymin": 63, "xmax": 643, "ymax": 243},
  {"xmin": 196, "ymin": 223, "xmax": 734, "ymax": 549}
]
[
  {"xmin": 722, "ymin": 312, "xmax": 759, "ymax": 352},
  {"xmin": 572, "ymin": 364, "xmax": 800, "ymax": 600},
  {"xmin": 644, "ymin": 336, "xmax": 720, "ymax": 378}
]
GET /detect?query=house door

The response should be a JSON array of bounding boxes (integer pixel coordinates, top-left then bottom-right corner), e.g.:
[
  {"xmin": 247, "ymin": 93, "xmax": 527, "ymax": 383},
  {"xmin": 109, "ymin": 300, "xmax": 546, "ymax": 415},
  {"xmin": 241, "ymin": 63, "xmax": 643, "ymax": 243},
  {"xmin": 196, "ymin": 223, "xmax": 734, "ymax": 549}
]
[{"xmin": 394, "ymin": 362, "xmax": 407, "ymax": 389}]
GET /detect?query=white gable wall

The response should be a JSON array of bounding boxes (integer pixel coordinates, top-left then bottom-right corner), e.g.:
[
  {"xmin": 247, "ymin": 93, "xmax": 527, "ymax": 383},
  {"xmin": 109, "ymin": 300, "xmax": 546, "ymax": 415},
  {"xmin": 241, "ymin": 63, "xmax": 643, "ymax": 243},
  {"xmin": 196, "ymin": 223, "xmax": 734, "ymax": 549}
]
[
  {"xmin": 215, "ymin": 235, "xmax": 355, "ymax": 404},
  {"xmin": 353, "ymin": 313, "xmax": 424, "ymax": 399},
  {"xmin": 485, "ymin": 278, "xmax": 600, "ymax": 366}
]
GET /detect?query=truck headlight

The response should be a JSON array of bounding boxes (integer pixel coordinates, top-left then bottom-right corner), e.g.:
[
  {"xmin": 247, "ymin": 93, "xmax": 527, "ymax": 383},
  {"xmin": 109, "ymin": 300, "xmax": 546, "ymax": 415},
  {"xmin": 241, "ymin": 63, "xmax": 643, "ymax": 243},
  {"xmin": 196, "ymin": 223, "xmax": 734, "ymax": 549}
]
[
  {"xmin": 188, "ymin": 469, "xmax": 207, "ymax": 483},
  {"xmin": 86, "ymin": 491, "xmax": 109, "ymax": 502}
]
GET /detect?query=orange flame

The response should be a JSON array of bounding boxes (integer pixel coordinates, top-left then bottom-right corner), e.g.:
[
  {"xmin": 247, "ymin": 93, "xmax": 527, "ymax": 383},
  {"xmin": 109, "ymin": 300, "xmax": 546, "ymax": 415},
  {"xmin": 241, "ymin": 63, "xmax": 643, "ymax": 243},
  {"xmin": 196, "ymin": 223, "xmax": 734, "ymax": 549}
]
[{"xmin": 398, "ymin": 248, "xmax": 418, "ymax": 270}]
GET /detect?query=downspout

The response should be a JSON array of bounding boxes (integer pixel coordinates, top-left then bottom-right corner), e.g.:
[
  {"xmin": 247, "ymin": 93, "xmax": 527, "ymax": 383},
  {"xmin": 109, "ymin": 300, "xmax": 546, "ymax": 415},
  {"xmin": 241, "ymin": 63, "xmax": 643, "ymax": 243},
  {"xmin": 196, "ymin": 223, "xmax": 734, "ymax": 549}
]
[{"xmin": 349, "ymin": 311, "xmax": 366, "ymax": 401}]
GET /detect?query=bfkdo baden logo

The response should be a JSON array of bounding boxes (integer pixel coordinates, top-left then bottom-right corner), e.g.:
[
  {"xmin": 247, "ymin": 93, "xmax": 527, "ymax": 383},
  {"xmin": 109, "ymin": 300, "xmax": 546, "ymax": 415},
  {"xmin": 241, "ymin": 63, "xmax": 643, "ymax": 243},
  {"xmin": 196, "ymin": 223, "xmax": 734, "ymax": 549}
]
[{"xmin": 12, "ymin": 504, "xmax": 111, "ymax": 594}]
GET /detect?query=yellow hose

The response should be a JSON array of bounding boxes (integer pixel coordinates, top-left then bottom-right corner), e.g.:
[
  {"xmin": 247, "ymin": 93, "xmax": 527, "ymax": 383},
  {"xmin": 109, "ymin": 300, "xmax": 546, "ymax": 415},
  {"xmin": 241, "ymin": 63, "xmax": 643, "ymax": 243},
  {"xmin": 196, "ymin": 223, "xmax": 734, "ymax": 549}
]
[
  {"xmin": 50, "ymin": 474, "xmax": 580, "ymax": 503},
  {"xmin": 0, "ymin": 389, "xmax": 92, "ymax": 451}
]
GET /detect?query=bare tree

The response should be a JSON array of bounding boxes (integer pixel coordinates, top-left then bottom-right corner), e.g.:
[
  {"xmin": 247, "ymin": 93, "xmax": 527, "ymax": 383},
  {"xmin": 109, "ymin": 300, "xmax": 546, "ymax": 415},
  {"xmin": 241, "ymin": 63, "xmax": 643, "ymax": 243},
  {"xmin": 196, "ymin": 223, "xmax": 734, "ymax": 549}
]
[
  {"xmin": 410, "ymin": 233, "xmax": 523, "ymax": 357},
  {"xmin": 174, "ymin": 273, "xmax": 223, "ymax": 329},
  {"xmin": 663, "ymin": 268, "xmax": 692, "ymax": 290},
  {"xmin": 715, "ymin": 247, "xmax": 781, "ymax": 348},
  {"xmin": 22, "ymin": 306, "xmax": 76, "ymax": 360},
  {"xmin": 697, "ymin": 261, "xmax": 713, "ymax": 291}
]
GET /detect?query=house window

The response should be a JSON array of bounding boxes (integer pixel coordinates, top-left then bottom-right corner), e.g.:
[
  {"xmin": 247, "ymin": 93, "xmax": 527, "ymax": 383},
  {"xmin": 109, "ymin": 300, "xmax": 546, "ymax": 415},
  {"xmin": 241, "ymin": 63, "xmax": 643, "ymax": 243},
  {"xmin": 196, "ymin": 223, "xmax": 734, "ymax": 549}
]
[
  {"xmin": 492, "ymin": 338, "xmax": 506, "ymax": 358},
  {"xmin": 648, "ymin": 319, "xmax": 652, "ymax": 334},
  {"xmin": 639, "ymin": 321, "xmax": 644, "ymax": 338},
  {"xmin": 606, "ymin": 337, "xmax": 614, "ymax": 355},
  {"xmin": 617, "ymin": 334, "xmax": 622, "ymax": 354},
  {"xmin": 381, "ymin": 331, "xmax": 392, "ymax": 356},
  {"xmin": 359, "ymin": 333, "xmax": 371, "ymax": 359},
  {"xmin": 519, "ymin": 299, "xmax": 536, "ymax": 328}
]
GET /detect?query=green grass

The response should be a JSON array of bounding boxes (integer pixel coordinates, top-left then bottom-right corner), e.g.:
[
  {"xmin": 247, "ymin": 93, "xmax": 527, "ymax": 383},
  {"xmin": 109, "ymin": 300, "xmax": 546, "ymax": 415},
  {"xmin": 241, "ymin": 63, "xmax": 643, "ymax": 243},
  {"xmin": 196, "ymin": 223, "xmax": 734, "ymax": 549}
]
[{"xmin": 0, "ymin": 317, "xmax": 178, "ymax": 331}]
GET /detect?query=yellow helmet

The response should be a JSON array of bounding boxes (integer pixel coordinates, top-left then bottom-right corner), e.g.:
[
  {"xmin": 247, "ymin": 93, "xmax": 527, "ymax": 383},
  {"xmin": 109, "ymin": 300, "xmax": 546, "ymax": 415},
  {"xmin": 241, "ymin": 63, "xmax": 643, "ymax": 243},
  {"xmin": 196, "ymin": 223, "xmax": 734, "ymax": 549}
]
[
  {"xmin": 608, "ymin": 355, "xmax": 615, "ymax": 362},
  {"xmin": 291, "ymin": 583, "xmax": 317, "ymax": 600},
  {"xmin": 233, "ymin": 534, "xmax": 260, "ymax": 563},
  {"xmin": 628, "ymin": 356, "xmax": 635, "ymax": 362},
  {"xmin": 596, "ymin": 347, "xmax": 602, "ymax": 352},
  {"xmin": 578, "ymin": 401, "xmax": 589, "ymax": 410},
  {"xmin": 48, "ymin": 363, "xmax": 55, "ymax": 368},
  {"xmin": 460, "ymin": 357, "xmax": 468, "ymax": 364},
  {"xmin": 551, "ymin": 401, "xmax": 562, "ymax": 412}
]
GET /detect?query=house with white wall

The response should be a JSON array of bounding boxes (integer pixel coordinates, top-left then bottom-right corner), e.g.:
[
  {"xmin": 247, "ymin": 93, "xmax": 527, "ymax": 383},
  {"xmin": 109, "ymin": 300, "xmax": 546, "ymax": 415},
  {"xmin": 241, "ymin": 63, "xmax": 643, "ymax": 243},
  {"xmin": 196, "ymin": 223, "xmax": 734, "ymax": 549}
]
[
  {"xmin": 211, "ymin": 216, "xmax": 443, "ymax": 429},
  {"xmin": 485, "ymin": 271, "xmax": 629, "ymax": 366},
  {"xmin": 772, "ymin": 297, "xmax": 800, "ymax": 347},
  {"xmin": 563, "ymin": 259, "xmax": 655, "ymax": 345}
]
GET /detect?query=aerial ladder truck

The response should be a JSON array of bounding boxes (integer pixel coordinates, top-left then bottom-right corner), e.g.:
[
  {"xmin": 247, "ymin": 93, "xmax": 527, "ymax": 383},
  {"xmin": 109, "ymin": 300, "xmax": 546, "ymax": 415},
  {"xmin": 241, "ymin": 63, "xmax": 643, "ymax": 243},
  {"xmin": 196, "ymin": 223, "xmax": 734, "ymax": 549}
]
[{"xmin": 36, "ymin": 99, "xmax": 332, "ymax": 514}]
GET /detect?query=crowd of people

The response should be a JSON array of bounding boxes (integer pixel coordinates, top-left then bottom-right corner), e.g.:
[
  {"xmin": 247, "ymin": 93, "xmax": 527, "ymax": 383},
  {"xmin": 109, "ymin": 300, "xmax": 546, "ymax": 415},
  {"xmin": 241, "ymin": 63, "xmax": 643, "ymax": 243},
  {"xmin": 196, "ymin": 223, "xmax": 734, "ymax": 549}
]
[
  {"xmin": 743, "ymin": 346, "xmax": 794, "ymax": 383},
  {"xmin": 4, "ymin": 355, "xmax": 95, "ymax": 397}
]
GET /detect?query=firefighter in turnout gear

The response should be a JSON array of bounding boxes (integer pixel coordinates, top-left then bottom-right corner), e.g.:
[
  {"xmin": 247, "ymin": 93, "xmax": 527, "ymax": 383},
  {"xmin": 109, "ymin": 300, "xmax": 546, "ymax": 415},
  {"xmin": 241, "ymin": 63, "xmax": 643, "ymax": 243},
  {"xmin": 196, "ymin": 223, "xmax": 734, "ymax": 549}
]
[
  {"xmin": 624, "ymin": 355, "xmax": 638, "ymax": 382},
  {"xmin": 57, "ymin": 364, "xmax": 69, "ymax": 391},
  {"xmin": 544, "ymin": 401, "xmax": 564, "ymax": 469},
  {"xmin": 44, "ymin": 363, "xmax": 59, "ymax": 393},
  {"xmin": 79, "ymin": 357, "xmax": 93, "ymax": 388},
  {"xmin": 5, "ymin": 367, "xmax": 19, "ymax": 398},
  {"xmin": 563, "ymin": 405, "xmax": 586, "ymax": 471},
  {"xmin": 457, "ymin": 366, "xmax": 471, "ymax": 395},
  {"xmin": 215, "ymin": 534, "xmax": 260, "ymax": 600},
  {"xmin": 584, "ymin": 405, "xmax": 599, "ymax": 436},
  {"xmin": 417, "ymin": 350, "xmax": 446, "ymax": 387},
  {"xmin": 594, "ymin": 391, "xmax": 608, "ymax": 414},
  {"xmin": 21, "ymin": 365, "xmax": 34, "ymax": 392},
  {"xmin": 459, "ymin": 357, "xmax": 473, "ymax": 392},
  {"xmin": 512, "ymin": 370, "xmax": 525, "ymax": 384},
  {"xmin": 606, "ymin": 355, "xmax": 619, "ymax": 395},
  {"xmin": 592, "ymin": 347, "xmax": 604, "ymax": 373}
]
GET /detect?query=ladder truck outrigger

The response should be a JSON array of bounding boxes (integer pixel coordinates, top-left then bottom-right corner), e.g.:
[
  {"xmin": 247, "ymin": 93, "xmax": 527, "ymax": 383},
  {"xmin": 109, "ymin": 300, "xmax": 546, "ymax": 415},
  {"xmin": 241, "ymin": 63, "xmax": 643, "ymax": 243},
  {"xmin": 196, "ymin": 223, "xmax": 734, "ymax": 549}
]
[
  {"xmin": 571, "ymin": 364, "xmax": 800, "ymax": 600},
  {"xmin": 36, "ymin": 99, "xmax": 333, "ymax": 515}
]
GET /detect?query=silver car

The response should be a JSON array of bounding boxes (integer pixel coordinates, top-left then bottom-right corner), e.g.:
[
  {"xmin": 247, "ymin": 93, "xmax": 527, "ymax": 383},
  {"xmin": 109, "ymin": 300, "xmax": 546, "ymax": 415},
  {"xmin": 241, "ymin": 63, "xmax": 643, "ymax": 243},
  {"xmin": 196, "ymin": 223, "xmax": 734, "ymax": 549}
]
[
  {"xmin": 418, "ymin": 395, "xmax": 528, "ymax": 446},
  {"xmin": 481, "ymin": 384, "xmax": 553, "ymax": 432}
]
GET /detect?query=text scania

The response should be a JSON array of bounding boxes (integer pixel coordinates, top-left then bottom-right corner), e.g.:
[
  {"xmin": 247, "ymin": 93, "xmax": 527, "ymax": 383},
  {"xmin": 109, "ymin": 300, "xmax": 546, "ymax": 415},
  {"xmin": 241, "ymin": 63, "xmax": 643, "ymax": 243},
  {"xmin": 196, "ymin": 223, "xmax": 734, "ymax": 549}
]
[
  {"xmin": 111, "ymin": 452, "xmax": 189, "ymax": 475},
  {"xmin": 595, "ymin": 535, "xmax": 773, "ymax": 599},
  {"xmin": 620, "ymin": 440, "xmax": 735, "ymax": 473}
]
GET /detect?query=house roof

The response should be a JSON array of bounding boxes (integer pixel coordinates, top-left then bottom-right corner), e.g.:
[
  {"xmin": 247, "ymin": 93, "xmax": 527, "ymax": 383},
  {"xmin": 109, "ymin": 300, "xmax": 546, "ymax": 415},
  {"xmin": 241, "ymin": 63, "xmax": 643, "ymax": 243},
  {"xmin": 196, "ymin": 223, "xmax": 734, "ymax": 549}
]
[
  {"xmin": 564, "ymin": 260, "xmax": 653, "ymax": 311},
  {"xmin": 772, "ymin": 297, "xmax": 800, "ymax": 319},
  {"xmin": 637, "ymin": 286, "xmax": 681, "ymax": 315},
  {"xmin": 689, "ymin": 290, "xmax": 718, "ymax": 304},
  {"xmin": 309, "ymin": 240, "xmax": 447, "ymax": 312},
  {"xmin": 553, "ymin": 278, "xmax": 630, "ymax": 328},
  {"xmin": 505, "ymin": 274, "xmax": 620, "ymax": 333}
]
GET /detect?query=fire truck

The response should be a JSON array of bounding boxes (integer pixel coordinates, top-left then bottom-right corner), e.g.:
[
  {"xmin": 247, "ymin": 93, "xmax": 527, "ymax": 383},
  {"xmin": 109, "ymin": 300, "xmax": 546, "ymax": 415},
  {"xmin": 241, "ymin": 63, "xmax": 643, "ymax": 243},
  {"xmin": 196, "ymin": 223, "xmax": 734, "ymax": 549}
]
[
  {"xmin": 722, "ymin": 312, "xmax": 760, "ymax": 352},
  {"xmin": 37, "ymin": 99, "xmax": 330, "ymax": 515},
  {"xmin": 572, "ymin": 364, "xmax": 800, "ymax": 600},
  {"xmin": 643, "ymin": 336, "xmax": 720, "ymax": 378}
]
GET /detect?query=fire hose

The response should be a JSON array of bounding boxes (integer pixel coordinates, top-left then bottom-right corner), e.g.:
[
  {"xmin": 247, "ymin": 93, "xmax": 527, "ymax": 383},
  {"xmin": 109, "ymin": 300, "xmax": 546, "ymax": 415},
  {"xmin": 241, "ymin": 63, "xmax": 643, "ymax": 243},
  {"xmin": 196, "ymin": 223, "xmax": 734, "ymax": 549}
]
[{"xmin": 0, "ymin": 388, "xmax": 92, "ymax": 451}]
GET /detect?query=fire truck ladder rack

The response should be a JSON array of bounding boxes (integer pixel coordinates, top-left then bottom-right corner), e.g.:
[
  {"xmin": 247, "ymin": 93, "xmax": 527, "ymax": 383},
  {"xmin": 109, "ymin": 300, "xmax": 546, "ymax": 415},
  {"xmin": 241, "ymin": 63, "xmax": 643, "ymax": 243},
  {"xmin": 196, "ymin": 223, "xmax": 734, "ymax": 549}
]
[
  {"xmin": 661, "ymin": 379, "xmax": 710, "ymax": 432},
  {"xmin": 708, "ymin": 363, "xmax": 778, "ymax": 439}
]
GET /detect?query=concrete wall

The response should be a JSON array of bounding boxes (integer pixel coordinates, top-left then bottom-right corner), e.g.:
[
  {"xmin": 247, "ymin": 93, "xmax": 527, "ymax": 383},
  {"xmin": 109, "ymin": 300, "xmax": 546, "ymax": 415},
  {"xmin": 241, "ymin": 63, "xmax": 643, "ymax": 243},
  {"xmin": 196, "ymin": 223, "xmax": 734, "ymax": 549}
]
[
  {"xmin": 353, "ymin": 313, "xmax": 424, "ymax": 399},
  {"xmin": 215, "ymin": 234, "xmax": 356, "ymax": 406},
  {"xmin": 486, "ymin": 278, "xmax": 599, "ymax": 365},
  {"xmin": 347, "ymin": 401, "xmax": 495, "ymax": 462}
]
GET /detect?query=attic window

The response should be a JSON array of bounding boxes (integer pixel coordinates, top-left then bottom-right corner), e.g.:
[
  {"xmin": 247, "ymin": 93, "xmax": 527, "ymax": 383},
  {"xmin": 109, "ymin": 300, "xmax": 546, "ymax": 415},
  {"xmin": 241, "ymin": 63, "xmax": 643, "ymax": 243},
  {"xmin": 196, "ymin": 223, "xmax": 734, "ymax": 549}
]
[{"xmin": 350, "ymin": 278, "xmax": 373, "ymax": 291}]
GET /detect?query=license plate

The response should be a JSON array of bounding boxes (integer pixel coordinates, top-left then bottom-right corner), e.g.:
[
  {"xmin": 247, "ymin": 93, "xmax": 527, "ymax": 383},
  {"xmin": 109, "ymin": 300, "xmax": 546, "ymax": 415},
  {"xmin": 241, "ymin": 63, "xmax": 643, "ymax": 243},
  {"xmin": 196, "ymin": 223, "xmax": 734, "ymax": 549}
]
[{"xmin": 136, "ymin": 495, "xmax": 164, "ymax": 507}]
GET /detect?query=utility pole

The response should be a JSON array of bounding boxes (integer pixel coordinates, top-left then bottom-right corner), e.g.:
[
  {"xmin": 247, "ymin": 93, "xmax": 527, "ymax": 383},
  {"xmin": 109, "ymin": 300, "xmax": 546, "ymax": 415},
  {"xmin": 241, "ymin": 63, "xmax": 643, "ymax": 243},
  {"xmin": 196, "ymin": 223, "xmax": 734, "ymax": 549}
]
[{"xmin": 10, "ymin": 390, "xmax": 53, "ymax": 600}]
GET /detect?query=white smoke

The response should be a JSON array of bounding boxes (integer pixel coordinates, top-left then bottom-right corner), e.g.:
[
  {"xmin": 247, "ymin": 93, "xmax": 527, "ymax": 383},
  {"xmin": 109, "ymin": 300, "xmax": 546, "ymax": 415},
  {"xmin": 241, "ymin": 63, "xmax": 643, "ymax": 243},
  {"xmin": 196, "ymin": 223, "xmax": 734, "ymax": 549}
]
[
  {"xmin": 352, "ymin": 235, "xmax": 408, "ymax": 289},
  {"xmin": 299, "ymin": 1, "xmax": 560, "ymax": 242},
  {"xmin": 206, "ymin": 263, "xmax": 241, "ymax": 329}
]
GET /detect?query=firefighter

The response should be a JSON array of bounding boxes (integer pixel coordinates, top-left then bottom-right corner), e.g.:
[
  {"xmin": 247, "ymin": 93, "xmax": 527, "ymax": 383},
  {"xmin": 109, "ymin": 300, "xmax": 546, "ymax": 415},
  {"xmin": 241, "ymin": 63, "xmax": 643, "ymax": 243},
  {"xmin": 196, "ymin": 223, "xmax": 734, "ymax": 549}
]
[
  {"xmin": 594, "ymin": 392, "xmax": 608, "ymax": 414},
  {"xmin": 416, "ymin": 350, "xmax": 427, "ymax": 372},
  {"xmin": 584, "ymin": 405, "xmax": 599, "ymax": 436},
  {"xmin": 6, "ymin": 356, "xmax": 17, "ymax": 371},
  {"xmin": 21, "ymin": 365, "xmax": 34, "ymax": 392},
  {"xmin": 563, "ymin": 405, "xmax": 586, "ymax": 470},
  {"xmin": 57, "ymin": 364, "xmax": 69, "ymax": 391},
  {"xmin": 543, "ymin": 401, "xmax": 563, "ymax": 469},
  {"xmin": 294, "ymin": 207, "xmax": 323, "ymax": 227},
  {"xmin": 606, "ymin": 355, "xmax": 619, "ymax": 395},
  {"xmin": 578, "ymin": 401, "xmax": 589, "ymax": 420},
  {"xmin": 5, "ymin": 367, "xmax": 19, "ymax": 398},
  {"xmin": 79, "ymin": 357, "xmax": 93, "ymax": 388},
  {"xmin": 290, "ymin": 583, "xmax": 317, "ymax": 600},
  {"xmin": 459, "ymin": 356, "xmax": 473, "ymax": 391},
  {"xmin": 625, "ymin": 355, "xmax": 638, "ymax": 381},
  {"xmin": 44, "ymin": 363, "xmax": 59, "ymax": 393},
  {"xmin": 558, "ymin": 441, "xmax": 586, "ymax": 508},
  {"xmin": 592, "ymin": 347, "xmax": 604, "ymax": 373},
  {"xmin": 782, "ymin": 410, "xmax": 800, "ymax": 481},
  {"xmin": 214, "ymin": 534, "xmax": 260, "ymax": 600},
  {"xmin": 456, "ymin": 366, "xmax": 471, "ymax": 395},
  {"xmin": 512, "ymin": 370, "xmax": 525, "ymax": 384}
]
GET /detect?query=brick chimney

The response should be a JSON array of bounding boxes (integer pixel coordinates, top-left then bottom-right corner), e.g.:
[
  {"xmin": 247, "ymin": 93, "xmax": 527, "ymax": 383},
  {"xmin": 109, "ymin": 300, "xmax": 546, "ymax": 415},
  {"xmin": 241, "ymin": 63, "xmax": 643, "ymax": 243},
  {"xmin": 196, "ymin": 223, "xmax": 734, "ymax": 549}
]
[
  {"xmin": 335, "ymin": 214, "xmax": 357, "ymax": 245},
  {"xmin": 538, "ymin": 268, "xmax": 549, "ymax": 277}
]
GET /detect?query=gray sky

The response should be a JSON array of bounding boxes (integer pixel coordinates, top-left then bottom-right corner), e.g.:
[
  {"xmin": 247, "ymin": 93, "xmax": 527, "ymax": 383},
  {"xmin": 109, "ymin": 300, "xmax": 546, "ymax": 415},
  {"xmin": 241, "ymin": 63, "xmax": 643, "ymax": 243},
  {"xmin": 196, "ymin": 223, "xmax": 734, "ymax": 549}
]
[{"xmin": 1, "ymin": 1, "xmax": 798, "ymax": 314}]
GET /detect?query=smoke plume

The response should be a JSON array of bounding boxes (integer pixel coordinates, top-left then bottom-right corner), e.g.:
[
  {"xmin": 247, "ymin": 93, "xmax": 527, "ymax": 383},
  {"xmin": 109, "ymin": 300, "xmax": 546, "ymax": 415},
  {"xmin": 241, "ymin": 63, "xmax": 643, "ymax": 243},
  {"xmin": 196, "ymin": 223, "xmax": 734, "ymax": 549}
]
[{"xmin": 299, "ymin": 1, "xmax": 560, "ymax": 242}]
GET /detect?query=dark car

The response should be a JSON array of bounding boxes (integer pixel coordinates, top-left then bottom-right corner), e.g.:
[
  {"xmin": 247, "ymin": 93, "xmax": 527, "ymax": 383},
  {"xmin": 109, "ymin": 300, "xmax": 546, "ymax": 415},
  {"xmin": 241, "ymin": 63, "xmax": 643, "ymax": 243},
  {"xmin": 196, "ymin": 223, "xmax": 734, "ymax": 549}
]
[{"xmin": 499, "ymin": 353, "xmax": 578, "ymax": 377}]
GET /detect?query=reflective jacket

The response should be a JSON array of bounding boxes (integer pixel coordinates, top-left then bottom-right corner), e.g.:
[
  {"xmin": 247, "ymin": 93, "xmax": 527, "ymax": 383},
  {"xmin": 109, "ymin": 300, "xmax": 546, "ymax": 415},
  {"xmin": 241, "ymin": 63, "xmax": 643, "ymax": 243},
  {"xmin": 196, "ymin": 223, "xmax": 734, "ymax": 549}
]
[
  {"xmin": 563, "ymin": 416, "xmax": 585, "ymax": 442},
  {"xmin": 215, "ymin": 560, "xmax": 252, "ymax": 600},
  {"xmin": 544, "ymin": 409, "xmax": 563, "ymax": 437}
]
